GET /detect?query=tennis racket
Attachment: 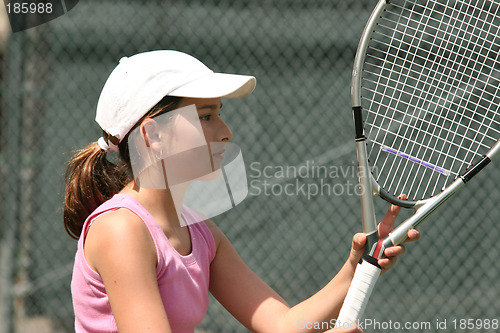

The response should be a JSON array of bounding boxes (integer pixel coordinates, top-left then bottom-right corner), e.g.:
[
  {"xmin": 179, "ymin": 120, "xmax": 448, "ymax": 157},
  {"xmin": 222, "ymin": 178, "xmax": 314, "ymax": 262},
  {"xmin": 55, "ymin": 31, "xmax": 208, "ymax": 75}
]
[{"xmin": 335, "ymin": 0, "xmax": 500, "ymax": 328}]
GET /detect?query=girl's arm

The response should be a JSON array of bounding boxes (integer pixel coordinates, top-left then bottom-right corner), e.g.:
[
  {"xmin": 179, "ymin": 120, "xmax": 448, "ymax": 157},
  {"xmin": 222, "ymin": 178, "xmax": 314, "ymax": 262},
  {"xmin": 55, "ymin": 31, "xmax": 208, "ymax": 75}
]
[
  {"xmin": 84, "ymin": 208, "xmax": 173, "ymax": 333},
  {"xmin": 208, "ymin": 203, "xmax": 419, "ymax": 333},
  {"xmin": 208, "ymin": 221, "xmax": 362, "ymax": 333}
]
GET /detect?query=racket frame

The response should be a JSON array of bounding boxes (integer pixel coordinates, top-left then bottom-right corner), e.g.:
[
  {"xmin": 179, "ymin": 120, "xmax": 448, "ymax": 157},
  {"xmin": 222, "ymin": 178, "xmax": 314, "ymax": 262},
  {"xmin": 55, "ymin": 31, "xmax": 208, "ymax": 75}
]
[
  {"xmin": 337, "ymin": 0, "xmax": 500, "ymax": 327},
  {"xmin": 352, "ymin": 0, "xmax": 392, "ymax": 255},
  {"xmin": 351, "ymin": 0, "xmax": 500, "ymax": 255}
]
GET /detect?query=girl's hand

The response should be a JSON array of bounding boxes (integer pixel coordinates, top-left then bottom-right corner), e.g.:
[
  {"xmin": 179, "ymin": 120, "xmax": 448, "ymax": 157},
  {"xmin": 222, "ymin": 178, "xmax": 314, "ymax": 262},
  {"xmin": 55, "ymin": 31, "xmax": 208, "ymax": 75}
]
[{"xmin": 349, "ymin": 195, "xmax": 421, "ymax": 273}]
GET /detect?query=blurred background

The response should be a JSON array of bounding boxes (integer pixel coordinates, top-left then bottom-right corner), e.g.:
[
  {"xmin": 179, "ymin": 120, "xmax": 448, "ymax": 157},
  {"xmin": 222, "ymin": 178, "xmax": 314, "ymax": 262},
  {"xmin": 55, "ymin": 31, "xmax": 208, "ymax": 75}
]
[{"xmin": 1, "ymin": 1, "xmax": 499, "ymax": 332}]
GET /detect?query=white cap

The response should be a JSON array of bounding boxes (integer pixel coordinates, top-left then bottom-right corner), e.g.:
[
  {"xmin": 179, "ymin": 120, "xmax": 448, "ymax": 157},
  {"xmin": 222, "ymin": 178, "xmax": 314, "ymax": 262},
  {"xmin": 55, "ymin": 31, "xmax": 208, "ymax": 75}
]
[{"xmin": 95, "ymin": 50, "xmax": 256, "ymax": 144}]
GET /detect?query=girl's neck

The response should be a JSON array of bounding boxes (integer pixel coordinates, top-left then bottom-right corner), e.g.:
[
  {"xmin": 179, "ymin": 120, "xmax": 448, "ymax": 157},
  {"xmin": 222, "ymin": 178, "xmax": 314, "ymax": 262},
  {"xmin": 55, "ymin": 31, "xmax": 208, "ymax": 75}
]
[{"xmin": 120, "ymin": 181, "xmax": 190, "ymax": 230}]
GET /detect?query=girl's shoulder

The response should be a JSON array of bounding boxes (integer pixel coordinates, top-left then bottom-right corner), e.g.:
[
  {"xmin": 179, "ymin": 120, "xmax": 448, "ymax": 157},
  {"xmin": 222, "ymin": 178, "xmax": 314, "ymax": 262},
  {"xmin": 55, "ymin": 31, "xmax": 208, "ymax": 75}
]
[
  {"xmin": 91, "ymin": 207, "xmax": 148, "ymax": 235},
  {"xmin": 201, "ymin": 218, "xmax": 227, "ymax": 254},
  {"xmin": 83, "ymin": 193, "xmax": 158, "ymax": 243},
  {"xmin": 84, "ymin": 207, "xmax": 157, "ymax": 273}
]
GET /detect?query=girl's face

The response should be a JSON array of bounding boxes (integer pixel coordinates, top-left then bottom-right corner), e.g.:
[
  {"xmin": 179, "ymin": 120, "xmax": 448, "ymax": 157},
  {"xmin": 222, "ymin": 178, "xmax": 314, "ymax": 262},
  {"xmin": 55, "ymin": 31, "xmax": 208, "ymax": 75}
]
[
  {"xmin": 131, "ymin": 97, "xmax": 248, "ymax": 219},
  {"xmin": 176, "ymin": 97, "xmax": 233, "ymax": 171},
  {"xmin": 176, "ymin": 97, "xmax": 233, "ymax": 143},
  {"xmin": 130, "ymin": 97, "xmax": 235, "ymax": 189},
  {"xmin": 139, "ymin": 97, "xmax": 232, "ymax": 186}
]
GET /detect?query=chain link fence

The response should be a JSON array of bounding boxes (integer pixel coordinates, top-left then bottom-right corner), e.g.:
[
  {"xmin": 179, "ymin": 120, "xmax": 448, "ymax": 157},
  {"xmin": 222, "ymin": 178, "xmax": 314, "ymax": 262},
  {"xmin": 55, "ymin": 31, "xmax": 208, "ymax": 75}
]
[{"xmin": 1, "ymin": 1, "xmax": 499, "ymax": 332}]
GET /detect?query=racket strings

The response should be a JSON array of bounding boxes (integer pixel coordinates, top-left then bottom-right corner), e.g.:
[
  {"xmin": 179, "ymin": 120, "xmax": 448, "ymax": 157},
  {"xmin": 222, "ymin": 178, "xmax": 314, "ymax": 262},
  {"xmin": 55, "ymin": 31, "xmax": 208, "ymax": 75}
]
[
  {"xmin": 361, "ymin": 0, "xmax": 500, "ymax": 201},
  {"xmin": 369, "ymin": 0, "xmax": 473, "ymax": 195},
  {"xmin": 381, "ymin": 3, "xmax": 461, "ymax": 196},
  {"xmin": 398, "ymin": 2, "xmax": 499, "ymax": 195}
]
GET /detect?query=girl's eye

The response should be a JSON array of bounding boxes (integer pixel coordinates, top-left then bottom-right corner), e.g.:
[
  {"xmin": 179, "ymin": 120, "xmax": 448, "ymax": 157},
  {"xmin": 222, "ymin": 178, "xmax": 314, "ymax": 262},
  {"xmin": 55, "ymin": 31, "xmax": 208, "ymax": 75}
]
[{"xmin": 199, "ymin": 112, "xmax": 222, "ymax": 121}]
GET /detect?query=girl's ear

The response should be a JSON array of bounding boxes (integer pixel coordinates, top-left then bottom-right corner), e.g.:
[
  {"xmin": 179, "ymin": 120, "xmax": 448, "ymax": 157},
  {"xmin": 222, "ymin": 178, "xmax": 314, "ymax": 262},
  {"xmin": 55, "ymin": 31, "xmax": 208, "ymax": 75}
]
[{"xmin": 140, "ymin": 119, "xmax": 162, "ymax": 152}]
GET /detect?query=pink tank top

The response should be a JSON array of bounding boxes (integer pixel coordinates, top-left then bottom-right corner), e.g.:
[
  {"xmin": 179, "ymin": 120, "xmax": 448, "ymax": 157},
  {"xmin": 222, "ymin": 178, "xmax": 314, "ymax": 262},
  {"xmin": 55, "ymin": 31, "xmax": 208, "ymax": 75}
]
[{"xmin": 71, "ymin": 194, "xmax": 216, "ymax": 333}]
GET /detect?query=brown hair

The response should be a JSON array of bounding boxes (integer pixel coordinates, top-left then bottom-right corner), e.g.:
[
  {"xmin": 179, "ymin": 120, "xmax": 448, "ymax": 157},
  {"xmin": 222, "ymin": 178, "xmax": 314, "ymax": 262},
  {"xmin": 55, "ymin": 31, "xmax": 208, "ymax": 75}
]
[{"xmin": 63, "ymin": 96, "xmax": 182, "ymax": 239}]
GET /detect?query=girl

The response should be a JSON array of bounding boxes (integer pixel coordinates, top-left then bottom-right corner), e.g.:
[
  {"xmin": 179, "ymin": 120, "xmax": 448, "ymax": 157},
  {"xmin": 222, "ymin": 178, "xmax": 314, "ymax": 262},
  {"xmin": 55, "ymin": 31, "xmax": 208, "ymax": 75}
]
[{"xmin": 64, "ymin": 50, "xmax": 419, "ymax": 333}]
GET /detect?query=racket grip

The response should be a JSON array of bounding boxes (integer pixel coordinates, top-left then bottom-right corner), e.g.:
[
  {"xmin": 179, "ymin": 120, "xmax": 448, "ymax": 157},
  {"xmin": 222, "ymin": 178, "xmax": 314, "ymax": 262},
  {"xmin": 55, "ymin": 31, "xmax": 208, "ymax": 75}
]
[{"xmin": 335, "ymin": 256, "xmax": 381, "ymax": 329}]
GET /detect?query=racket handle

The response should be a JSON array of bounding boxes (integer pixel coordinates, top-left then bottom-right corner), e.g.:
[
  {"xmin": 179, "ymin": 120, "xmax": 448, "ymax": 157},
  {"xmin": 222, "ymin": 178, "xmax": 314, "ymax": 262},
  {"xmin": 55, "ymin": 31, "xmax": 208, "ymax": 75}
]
[{"xmin": 335, "ymin": 256, "xmax": 381, "ymax": 329}]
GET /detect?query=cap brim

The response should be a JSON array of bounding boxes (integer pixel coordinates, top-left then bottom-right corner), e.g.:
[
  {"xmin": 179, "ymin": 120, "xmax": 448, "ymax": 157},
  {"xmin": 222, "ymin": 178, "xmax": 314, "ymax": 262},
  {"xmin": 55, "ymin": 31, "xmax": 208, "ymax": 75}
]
[{"xmin": 168, "ymin": 73, "xmax": 256, "ymax": 99}]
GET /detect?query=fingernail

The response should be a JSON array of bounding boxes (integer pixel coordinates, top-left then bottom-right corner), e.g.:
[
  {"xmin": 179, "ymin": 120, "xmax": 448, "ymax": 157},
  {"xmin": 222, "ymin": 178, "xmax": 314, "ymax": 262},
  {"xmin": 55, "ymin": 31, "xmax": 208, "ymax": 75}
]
[{"xmin": 378, "ymin": 258, "xmax": 389, "ymax": 266}]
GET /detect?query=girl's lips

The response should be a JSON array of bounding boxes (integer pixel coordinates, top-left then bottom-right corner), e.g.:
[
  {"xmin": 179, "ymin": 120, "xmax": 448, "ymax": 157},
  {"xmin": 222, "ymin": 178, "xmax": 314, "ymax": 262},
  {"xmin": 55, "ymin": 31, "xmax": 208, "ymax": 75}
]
[{"xmin": 212, "ymin": 150, "xmax": 225, "ymax": 160}]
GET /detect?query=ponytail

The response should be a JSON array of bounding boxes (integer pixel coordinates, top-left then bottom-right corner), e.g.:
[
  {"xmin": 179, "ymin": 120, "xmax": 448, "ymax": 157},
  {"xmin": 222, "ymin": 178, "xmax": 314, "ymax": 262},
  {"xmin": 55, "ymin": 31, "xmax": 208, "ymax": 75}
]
[
  {"xmin": 63, "ymin": 142, "xmax": 129, "ymax": 239},
  {"xmin": 63, "ymin": 95, "xmax": 182, "ymax": 239}
]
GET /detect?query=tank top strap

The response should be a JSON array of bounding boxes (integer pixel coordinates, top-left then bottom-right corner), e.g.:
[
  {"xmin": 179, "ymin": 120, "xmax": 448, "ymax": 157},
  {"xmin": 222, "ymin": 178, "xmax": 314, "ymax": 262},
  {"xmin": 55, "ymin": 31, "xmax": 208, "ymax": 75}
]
[
  {"xmin": 81, "ymin": 194, "xmax": 166, "ymax": 266},
  {"xmin": 82, "ymin": 194, "xmax": 160, "ymax": 235}
]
